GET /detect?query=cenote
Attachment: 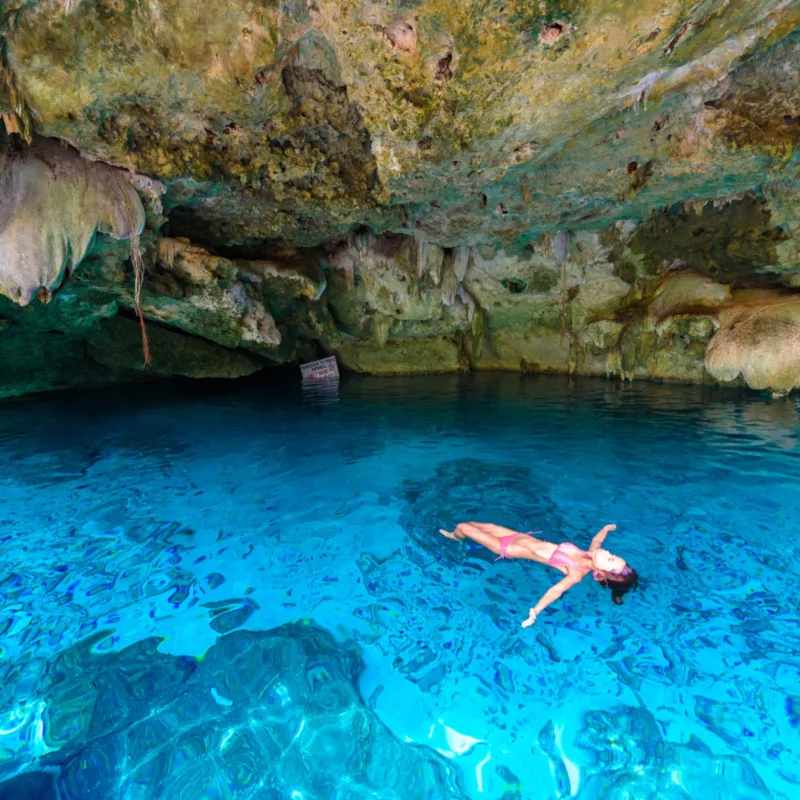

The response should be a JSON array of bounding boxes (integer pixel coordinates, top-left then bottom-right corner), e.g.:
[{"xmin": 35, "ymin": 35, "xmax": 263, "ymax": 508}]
[
  {"xmin": 4, "ymin": 3, "xmax": 800, "ymax": 797},
  {"xmin": 1, "ymin": 373, "xmax": 798, "ymax": 799}
]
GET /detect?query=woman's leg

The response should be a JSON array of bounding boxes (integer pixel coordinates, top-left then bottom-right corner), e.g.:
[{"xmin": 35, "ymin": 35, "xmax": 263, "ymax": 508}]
[{"xmin": 439, "ymin": 522, "xmax": 506, "ymax": 556}]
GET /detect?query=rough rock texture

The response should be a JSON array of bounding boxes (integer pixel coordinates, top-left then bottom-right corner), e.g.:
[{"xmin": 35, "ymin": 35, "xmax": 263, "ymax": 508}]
[
  {"xmin": 706, "ymin": 293, "xmax": 800, "ymax": 395},
  {"xmin": 2, "ymin": 1, "xmax": 800, "ymax": 395}
]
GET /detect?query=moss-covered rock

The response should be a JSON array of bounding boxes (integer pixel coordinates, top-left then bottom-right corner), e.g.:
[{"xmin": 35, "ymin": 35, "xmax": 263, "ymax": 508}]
[
  {"xmin": 86, "ymin": 316, "xmax": 263, "ymax": 379},
  {"xmin": 336, "ymin": 335, "xmax": 467, "ymax": 375},
  {"xmin": 0, "ymin": 324, "xmax": 132, "ymax": 399}
]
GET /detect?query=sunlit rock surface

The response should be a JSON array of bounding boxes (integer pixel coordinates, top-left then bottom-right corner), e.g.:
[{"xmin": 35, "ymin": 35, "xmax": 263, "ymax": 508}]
[{"xmin": 2, "ymin": 1, "xmax": 800, "ymax": 394}]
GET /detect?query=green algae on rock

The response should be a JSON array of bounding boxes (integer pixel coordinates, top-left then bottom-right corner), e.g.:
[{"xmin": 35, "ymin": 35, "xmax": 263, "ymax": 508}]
[{"xmin": 86, "ymin": 316, "xmax": 263, "ymax": 380}]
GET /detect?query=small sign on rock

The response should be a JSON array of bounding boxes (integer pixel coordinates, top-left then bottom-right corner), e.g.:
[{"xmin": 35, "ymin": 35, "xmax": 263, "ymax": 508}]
[{"xmin": 300, "ymin": 356, "xmax": 340, "ymax": 381}]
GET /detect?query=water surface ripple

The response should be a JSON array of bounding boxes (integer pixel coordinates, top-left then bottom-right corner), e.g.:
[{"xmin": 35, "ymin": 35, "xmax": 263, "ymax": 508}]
[{"xmin": 1, "ymin": 374, "xmax": 799, "ymax": 799}]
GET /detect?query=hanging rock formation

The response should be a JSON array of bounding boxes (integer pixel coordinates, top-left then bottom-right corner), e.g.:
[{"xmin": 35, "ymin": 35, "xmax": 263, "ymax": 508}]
[
  {"xmin": 0, "ymin": 138, "xmax": 147, "ymax": 305},
  {"xmin": 1, "ymin": 1, "xmax": 800, "ymax": 395}
]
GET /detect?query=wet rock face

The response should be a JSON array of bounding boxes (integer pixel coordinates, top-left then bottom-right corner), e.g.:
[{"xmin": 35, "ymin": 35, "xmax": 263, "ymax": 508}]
[
  {"xmin": 0, "ymin": 622, "xmax": 468, "ymax": 798},
  {"xmin": 2, "ymin": 1, "xmax": 800, "ymax": 395}
]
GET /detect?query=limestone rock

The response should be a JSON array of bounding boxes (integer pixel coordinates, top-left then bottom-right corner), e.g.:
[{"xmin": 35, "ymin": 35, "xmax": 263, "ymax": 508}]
[
  {"xmin": 336, "ymin": 335, "xmax": 467, "ymax": 375},
  {"xmin": 647, "ymin": 272, "xmax": 730, "ymax": 325},
  {"xmin": 706, "ymin": 294, "xmax": 800, "ymax": 394},
  {"xmin": 6, "ymin": 0, "xmax": 800, "ymax": 247},
  {"xmin": 325, "ymin": 232, "xmax": 471, "ymax": 339},
  {"xmin": 475, "ymin": 330, "xmax": 571, "ymax": 373},
  {"xmin": 383, "ymin": 20, "xmax": 417, "ymax": 53},
  {"xmin": 0, "ymin": 138, "xmax": 145, "ymax": 305}
]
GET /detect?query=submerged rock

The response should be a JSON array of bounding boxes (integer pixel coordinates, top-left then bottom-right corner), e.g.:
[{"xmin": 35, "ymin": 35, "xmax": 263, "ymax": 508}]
[
  {"xmin": 574, "ymin": 705, "xmax": 771, "ymax": 799},
  {"xmin": 0, "ymin": 622, "xmax": 468, "ymax": 799}
]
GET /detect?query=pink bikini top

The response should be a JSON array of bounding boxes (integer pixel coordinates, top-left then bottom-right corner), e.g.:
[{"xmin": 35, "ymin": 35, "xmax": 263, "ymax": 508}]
[{"xmin": 548, "ymin": 542, "xmax": 603, "ymax": 580}]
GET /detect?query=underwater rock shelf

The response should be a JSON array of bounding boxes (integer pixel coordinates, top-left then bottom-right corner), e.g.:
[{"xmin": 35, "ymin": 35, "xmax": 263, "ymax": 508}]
[
  {"xmin": 0, "ymin": 622, "xmax": 467, "ymax": 799},
  {"xmin": 2, "ymin": 0, "xmax": 800, "ymax": 396}
]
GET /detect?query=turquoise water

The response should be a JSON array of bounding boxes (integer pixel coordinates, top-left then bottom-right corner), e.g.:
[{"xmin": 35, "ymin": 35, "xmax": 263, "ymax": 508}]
[{"xmin": 1, "ymin": 373, "xmax": 799, "ymax": 799}]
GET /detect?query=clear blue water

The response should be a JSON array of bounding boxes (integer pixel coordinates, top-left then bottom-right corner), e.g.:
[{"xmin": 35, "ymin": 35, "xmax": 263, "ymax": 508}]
[{"xmin": 1, "ymin": 373, "xmax": 799, "ymax": 799}]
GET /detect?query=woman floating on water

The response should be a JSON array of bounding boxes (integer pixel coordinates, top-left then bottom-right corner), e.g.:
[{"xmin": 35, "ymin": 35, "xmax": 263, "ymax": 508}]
[{"xmin": 440, "ymin": 522, "xmax": 638, "ymax": 626}]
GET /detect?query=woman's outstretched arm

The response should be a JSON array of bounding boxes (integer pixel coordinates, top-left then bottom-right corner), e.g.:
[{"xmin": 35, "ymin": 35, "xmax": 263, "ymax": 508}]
[
  {"xmin": 588, "ymin": 523, "xmax": 616, "ymax": 553},
  {"xmin": 521, "ymin": 573, "xmax": 583, "ymax": 627}
]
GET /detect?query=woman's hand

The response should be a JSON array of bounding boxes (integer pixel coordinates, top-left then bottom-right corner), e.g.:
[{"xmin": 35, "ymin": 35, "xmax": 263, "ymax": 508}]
[
  {"xmin": 590, "ymin": 524, "xmax": 616, "ymax": 552},
  {"xmin": 521, "ymin": 609, "xmax": 538, "ymax": 628}
]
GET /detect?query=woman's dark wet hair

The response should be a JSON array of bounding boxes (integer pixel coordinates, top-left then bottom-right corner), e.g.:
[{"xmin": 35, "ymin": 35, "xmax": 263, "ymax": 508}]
[{"xmin": 599, "ymin": 566, "xmax": 639, "ymax": 605}]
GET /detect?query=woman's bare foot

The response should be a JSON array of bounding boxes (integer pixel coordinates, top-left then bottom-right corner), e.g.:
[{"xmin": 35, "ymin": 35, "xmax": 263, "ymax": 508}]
[
  {"xmin": 521, "ymin": 608, "xmax": 538, "ymax": 628},
  {"xmin": 440, "ymin": 528, "xmax": 458, "ymax": 540}
]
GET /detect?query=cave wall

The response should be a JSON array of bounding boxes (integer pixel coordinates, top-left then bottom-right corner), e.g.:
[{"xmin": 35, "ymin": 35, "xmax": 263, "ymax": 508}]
[{"xmin": 2, "ymin": 1, "xmax": 800, "ymax": 397}]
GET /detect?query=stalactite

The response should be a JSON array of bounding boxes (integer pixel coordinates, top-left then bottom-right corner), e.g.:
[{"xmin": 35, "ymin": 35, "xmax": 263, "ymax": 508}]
[
  {"xmin": 456, "ymin": 282, "xmax": 476, "ymax": 321},
  {"xmin": 0, "ymin": 63, "xmax": 35, "ymax": 144},
  {"xmin": 0, "ymin": 139, "xmax": 146, "ymax": 312},
  {"xmin": 354, "ymin": 231, "xmax": 371, "ymax": 257},
  {"xmin": 429, "ymin": 248, "xmax": 443, "ymax": 286},
  {"xmin": 439, "ymin": 245, "xmax": 467, "ymax": 309},
  {"xmin": 373, "ymin": 312, "xmax": 391, "ymax": 345},
  {"xmin": 331, "ymin": 250, "xmax": 355, "ymax": 291},
  {"xmin": 113, "ymin": 173, "xmax": 150, "ymax": 365},
  {"xmin": 157, "ymin": 237, "xmax": 178, "ymax": 268},
  {"xmin": 452, "ymin": 245, "xmax": 471, "ymax": 283},
  {"xmin": 555, "ymin": 230, "xmax": 570, "ymax": 264},
  {"xmin": 471, "ymin": 307, "xmax": 485, "ymax": 360},
  {"xmin": 414, "ymin": 230, "xmax": 427, "ymax": 279},
  {"xmin": 618, "ymin": 70, "xmax": 668, "ymax": 112}
]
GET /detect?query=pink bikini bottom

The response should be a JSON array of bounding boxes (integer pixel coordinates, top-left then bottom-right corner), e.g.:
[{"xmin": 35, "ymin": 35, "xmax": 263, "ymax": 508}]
[{"xmin": 496, "ymin": 532, "xmax": 541, "ymax": 560}]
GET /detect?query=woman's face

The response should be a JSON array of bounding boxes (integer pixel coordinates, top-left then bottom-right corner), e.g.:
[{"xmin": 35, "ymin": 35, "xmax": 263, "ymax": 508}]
[{"xmin": 592, "ymin": 548, "xmax": 627, "ymax": 575}]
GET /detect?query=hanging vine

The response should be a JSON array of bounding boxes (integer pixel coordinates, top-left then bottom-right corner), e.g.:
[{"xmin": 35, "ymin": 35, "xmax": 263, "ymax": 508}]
[{"xmin": 113, "ymin": 172, "xmax": 151, "ymax": 365}]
